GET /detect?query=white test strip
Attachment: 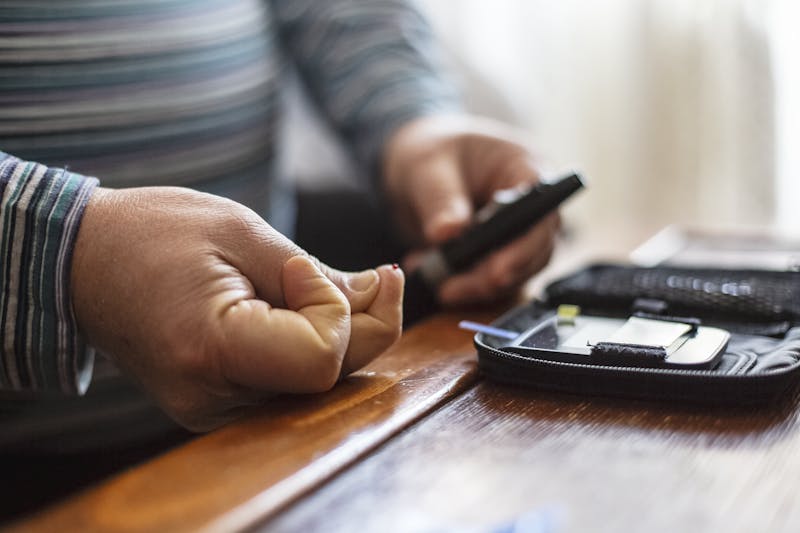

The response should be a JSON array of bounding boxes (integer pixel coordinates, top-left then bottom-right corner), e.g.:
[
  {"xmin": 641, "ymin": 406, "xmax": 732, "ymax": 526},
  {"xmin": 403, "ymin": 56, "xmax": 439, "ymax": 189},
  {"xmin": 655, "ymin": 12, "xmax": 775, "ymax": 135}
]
[{"xmin": 458, "ymin": 320, "xmax": 519, "ymax": 340}]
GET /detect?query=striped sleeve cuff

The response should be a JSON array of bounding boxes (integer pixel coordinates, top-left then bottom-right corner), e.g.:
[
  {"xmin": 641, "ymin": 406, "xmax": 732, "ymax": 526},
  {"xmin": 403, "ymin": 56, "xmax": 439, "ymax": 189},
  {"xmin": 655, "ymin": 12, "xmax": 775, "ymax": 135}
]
[{"xmin": 1, "ymin": 152, "xmax": 98, "ymax": 395}]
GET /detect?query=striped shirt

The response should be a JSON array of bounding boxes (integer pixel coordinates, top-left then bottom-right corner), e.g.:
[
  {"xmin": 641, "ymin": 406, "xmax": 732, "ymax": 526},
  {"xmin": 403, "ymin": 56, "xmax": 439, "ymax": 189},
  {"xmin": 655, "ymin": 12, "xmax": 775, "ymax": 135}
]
[{"xmin": 0, "ymin": 0, "xmax": 457, "ymax": 395}]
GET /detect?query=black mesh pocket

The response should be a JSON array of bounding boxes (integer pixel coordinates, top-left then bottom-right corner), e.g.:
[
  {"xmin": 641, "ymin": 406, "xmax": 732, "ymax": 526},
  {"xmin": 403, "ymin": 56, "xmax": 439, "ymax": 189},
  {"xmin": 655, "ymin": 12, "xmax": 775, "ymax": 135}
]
[{"xmin": 545, "ymin": 264, "xmax": 800, "ymax": 322}]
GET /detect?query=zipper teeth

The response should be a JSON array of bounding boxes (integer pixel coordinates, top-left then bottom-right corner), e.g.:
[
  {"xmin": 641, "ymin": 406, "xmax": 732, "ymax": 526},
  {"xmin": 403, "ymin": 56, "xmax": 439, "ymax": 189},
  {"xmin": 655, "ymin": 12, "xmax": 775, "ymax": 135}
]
[
  {"xmin": 482, "ymin": 298, "xmax": 800, "ymax": 382},
  {"xmin": 477, "ymin": 341, "xmax": 796, "ymax": 382}
]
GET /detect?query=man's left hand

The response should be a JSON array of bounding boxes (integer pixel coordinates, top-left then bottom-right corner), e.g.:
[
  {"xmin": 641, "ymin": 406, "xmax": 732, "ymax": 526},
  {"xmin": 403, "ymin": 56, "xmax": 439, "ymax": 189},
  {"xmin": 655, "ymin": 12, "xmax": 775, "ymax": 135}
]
[{"xmin": 383, "ymin": 115, "xmax": 559, "ymax": 306}]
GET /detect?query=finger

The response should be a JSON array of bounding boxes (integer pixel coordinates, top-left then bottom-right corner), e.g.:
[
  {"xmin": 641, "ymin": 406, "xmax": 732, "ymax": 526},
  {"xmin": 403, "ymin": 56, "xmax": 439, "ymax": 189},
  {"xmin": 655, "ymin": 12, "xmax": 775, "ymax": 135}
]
[
  {"xmin": 315, "ymin": 263, "xmax": 381, "ymax": 314},
  {"xmin": 340, "ymin": 264, "xmax": 404, "ymax": 375},
  {"xmin": 219, "ymin": 256, "xmax": 351, "ymax": 393},
  {"xmin": 489, "ymin": 213, "xmax": 558, "ymax": 282},
  {"xmin": 498, "ymin": 152, "xmax": 542, "ymax": 190},
  {"xmin": 217, "ymin": 210, "xmax": 383, "ymax": 313},
  {"xmin": 438, "ymin": 214, "xmax": 558, "ymax": 305},
  {"xmin": 408, "ymin": 155, "xmax": 473, "ymax": 243}
]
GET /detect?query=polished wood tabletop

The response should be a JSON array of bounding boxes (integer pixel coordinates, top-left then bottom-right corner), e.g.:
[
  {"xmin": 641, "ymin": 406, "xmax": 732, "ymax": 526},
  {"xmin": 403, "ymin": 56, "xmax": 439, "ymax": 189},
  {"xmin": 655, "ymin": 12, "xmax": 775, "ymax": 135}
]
[
  {"xmin": 8, "ymin": 309, "xmax": 484, "ymax": 533},
  {"xmin": 266, "ymin": 372, "xmax": 800, "ymax": 533},
  {"xmin": 10, "ymin": 226, "xmax": 800, "ymax": 532}
]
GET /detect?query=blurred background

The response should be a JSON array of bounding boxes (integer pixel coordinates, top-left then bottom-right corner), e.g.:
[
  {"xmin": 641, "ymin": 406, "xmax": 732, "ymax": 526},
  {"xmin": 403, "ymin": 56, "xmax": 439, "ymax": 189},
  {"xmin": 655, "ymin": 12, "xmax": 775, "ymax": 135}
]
[
  {"xmin": 287, "ymin": 0, "xmax": 798, "ymax": 245},
  {"xmin": 420, "ymin": 0, "xmax": 798, "ymax": 238}
]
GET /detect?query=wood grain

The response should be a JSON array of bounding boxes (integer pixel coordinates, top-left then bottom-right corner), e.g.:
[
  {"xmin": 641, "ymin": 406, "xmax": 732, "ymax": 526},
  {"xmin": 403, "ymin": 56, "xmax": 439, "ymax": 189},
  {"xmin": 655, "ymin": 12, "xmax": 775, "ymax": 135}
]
[
  {"xmin": 8, "ymin": 227, "xmax": 707, "ymax": 532},
  {"xmin": 8, "ymin": 311, "xmax": 488, "ymax": 533},
  {"xmin": 266, "ymin": 382, "xmax": 800, "ymax": 533}
]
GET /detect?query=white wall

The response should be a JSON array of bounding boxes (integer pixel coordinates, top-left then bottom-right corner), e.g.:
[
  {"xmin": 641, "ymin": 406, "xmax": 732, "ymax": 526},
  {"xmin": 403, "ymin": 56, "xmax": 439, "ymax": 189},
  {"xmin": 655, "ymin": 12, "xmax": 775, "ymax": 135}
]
[
  {"xmin": 420, "ymin": 0, "xmax": 779, "ymax": 237},
  {"xmin": 771, "ymin": 0, "xmax": 800, "ymax": 234}
]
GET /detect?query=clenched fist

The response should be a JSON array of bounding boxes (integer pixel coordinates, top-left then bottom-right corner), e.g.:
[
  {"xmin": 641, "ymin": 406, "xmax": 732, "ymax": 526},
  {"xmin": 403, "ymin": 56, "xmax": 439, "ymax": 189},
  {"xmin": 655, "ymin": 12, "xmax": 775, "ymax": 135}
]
[{"xmin": 70, "ymin": 187, "xmax": 403, "ymax": 431}]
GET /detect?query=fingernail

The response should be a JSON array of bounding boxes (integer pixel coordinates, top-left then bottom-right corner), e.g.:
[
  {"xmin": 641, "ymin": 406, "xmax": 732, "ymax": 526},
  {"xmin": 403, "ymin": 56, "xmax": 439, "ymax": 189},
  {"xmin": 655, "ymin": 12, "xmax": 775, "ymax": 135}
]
[{"xmin": 348, "ymin": 269, "xmax": 380, "ymax": 292}]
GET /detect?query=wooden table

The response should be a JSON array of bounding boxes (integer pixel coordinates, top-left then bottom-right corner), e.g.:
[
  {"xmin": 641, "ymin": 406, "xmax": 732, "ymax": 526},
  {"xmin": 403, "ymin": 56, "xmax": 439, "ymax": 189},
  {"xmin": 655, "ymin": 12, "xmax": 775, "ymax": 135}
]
[{"xmin": 10, "ymin": 227, "xmax": 800, "ymax": 532}]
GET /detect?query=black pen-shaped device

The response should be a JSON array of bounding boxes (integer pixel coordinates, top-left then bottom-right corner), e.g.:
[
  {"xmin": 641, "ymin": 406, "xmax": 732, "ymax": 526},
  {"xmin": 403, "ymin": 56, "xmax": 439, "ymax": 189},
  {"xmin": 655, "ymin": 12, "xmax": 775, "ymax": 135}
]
[{"xmin": 403, "ymin": 172, "xmax": 585, "ymax": 324}]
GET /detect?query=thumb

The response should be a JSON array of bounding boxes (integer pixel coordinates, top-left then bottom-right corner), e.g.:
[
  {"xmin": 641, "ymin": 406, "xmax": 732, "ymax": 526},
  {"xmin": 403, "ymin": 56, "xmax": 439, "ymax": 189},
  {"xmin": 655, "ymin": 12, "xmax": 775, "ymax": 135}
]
[
  {"xmin": 219, "ymin": 255, "xmax": 351, "ymax": 393},
  {"xmin": 410, "ymin": 155, "xmax": 473, "ymax": 244},
  {"xmin": 316, "ymin": 264, "xmax": 381, "ymax": 313}
]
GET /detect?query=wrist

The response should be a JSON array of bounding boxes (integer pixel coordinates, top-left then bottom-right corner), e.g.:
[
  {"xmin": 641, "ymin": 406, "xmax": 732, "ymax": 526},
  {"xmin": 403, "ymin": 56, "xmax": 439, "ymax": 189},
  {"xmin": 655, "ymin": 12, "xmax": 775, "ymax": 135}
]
[{"xmin": 69, "ymin": 186, "xmax": 118, "ymax": 345}]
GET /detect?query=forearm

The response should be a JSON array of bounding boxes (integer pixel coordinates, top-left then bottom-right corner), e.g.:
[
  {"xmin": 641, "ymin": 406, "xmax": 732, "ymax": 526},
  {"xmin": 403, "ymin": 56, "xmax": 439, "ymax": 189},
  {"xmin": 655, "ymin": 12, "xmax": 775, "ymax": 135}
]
[
  {"xmin": 271, "ymin": 0, "xmax": 460, "ymax": 177},
  {"xmin": 0, "ymin": 151, "xmax": 97, "ymax": 394}
]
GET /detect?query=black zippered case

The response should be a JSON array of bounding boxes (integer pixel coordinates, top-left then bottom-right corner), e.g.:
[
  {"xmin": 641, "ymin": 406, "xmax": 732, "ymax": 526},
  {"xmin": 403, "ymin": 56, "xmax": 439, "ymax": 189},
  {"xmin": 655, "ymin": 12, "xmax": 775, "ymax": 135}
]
[{"xmin": 474, "ymin": 264, "xmax": 800, "ymax": 405}]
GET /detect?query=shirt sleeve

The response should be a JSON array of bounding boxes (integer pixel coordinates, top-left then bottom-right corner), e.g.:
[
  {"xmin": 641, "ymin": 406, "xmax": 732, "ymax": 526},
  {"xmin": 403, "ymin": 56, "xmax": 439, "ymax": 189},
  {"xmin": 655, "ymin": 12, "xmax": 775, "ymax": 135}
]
[
  {"xmin": 0, "ymin": 151, "xmax": 98, "ymax": 395},
  {"xmin": 270, "ymin": 0, "xmax": 461, "ymax": 177}
]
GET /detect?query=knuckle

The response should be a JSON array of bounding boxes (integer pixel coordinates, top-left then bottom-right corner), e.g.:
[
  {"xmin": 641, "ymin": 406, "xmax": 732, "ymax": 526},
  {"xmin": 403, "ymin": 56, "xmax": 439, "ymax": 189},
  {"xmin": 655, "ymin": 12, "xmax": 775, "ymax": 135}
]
[
  {"xmin": 369, "ymin": 319, "xmax": 402, "ymax": 353},
  {"xmin": 166, "ymin": 334, "xmax": 211, "ymax": 377},
  {"xmin": 223, "ymin": 209, "xmax": 261, "ymax": 239},
  {"xmin": 173, "ymin": 410, "xmax": 228, "ymax": 433},
  {"xmin": 306, "ymin": 343, "xmax": 345, "ymax": 392},
  {"xmin": 488, "ymin": 262, "xmax": 516, "ymax": 291},
  {"xmin": 381, "ymin": 318, "xmax": 403, "ymax": 346},
  {"xmin": 460, "ymin": 277, "xmax": 496, "ymax": 304},
  {"xmin": 209, "ymin": 201, "xmax": 266, "ymax": 244},
  {"xmin": 161, "ymin": 394, "xmax": 213, "ymax": 432},
  {"xmin": 388, "ymin": 322, "xmax": 403, "ymax": 346},
  {"xmin": 171, "ymin": 410, "xmax": 210, "ymax": 433},
  {"xmin": 158, "ymin": 382, "xmax": 242, "ymax": 432},
  {"xmin": 332, "ymin": 296, "xmax": 351, "ymax": 318}
]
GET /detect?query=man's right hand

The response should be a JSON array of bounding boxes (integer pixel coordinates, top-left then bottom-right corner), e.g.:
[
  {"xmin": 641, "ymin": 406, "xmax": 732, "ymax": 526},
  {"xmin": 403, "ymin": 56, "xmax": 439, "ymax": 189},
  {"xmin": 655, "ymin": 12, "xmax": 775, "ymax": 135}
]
[{"xmin": 70, "ymin": 187, "xmax": 404, "ymax": 431}]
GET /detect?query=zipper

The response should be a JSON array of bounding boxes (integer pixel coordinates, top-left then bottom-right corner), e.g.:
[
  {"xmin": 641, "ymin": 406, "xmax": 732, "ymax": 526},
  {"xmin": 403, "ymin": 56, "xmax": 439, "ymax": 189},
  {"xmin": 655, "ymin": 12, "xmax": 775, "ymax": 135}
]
[{"xmin": 477, "ymin": 339, "xmax": 800, "ymax": 383}]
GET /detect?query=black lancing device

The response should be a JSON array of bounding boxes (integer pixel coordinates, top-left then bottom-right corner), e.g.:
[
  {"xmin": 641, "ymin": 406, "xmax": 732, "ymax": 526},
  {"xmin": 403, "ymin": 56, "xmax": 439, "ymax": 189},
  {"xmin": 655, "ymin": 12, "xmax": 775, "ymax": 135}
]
[{"xmin": 403, "ymin": 172, "xmax": 585, "ymax": 325}]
